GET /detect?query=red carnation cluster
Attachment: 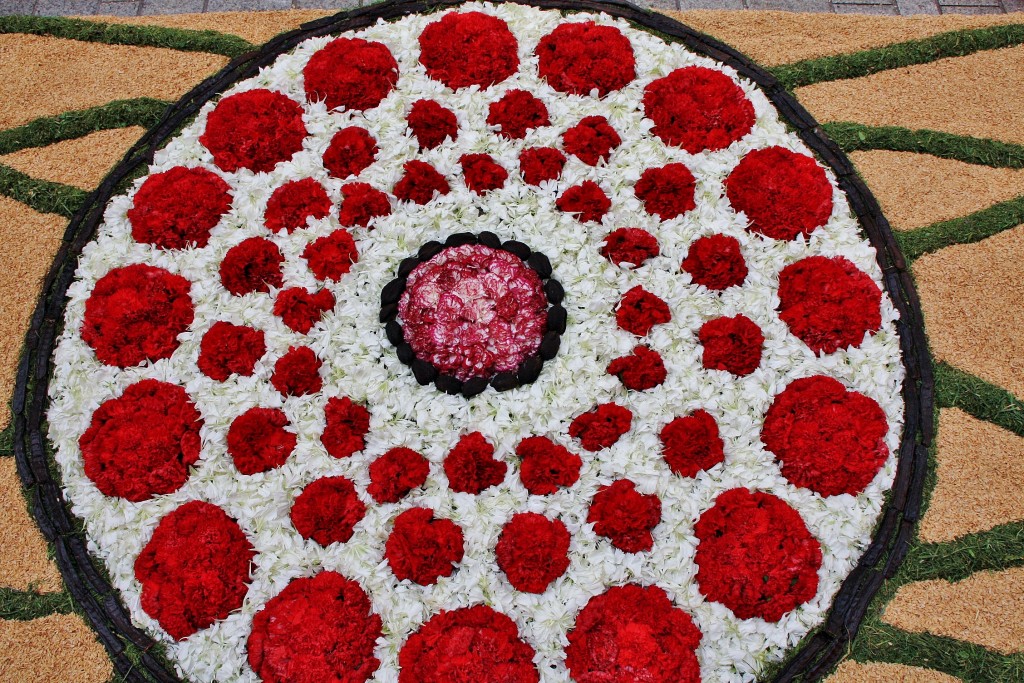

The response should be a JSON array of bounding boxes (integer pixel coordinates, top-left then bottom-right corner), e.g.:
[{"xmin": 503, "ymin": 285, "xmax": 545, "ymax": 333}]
[
  {"xmin": 303, "ymin": 37, "xmax": 398, "ymax": 111},
  {"xmin": 398, "ymin": 605, "xmax": 538, "ymax": 683},
  {"xmin": 695, "ymin": 488, "xmax": 822, "ymax": 622},
  {"xmin": 600, "ymin": 227, "xmax": 660, "ymax": 268},
  {"xmin": 778, "ymin": 255, "xmax": 882, "ymax": 354},
  {"xmin": 82, "ymin": 264, "xmax": 194, "ymax": 368},
  {"xmin": 274, "ymin": 287, "xmax": 335, "ymax": 334},
  {"xmin": 271, "ymin": 346, "xmax": 322, "ymax": 397},
  {"xmin": 323, "ymin": 127, "xmax": 378, "ymax": 180},
  {"xmin": 515, "ymin": 435, "xmax": 581, "ymax": 495},
  {"xmin": 607, "ymin": 345, "xmax": 666, "ymax": 391},
  {"xmin": 407, "ymin": 99, "xmax": 458, "ymax": 149},
  {"xmin": 220, "ymin": 237, "xmax": 284, "ymax": 296},
  {"xmin": 519, "ymin": 146, "xmax": 566, "ymax": 186},
  {"xmin": 302, "ymin": 228, "xmax": 358, "ymax": 282},
  {"xmin": 128, "ymin": 166, "xmax": 231, "ymax": 249},
  {"xmin": 367, "ymin": 447, "xmax": 430, "ymax": 503},
  {"xmin": 488, "ymin": 90, "xmax": 549, "ymax": 139},
  {"xmin": 385, "ymin": 507, "xmax": 464, "ymax": 585},
  {"xmin": 660, "ymin": 409, "xmax": 724, "ymax": 478},
  {"xmin": 201, "ymin": 89, "xmax": 307, "ymax": 173},
  {"xmin": 616, "ymin": 286, "xmax": 671, "ymax": 336},
  {"xmin": 699, "ymin": 314, "xmax": 764, "ymax": 376},
  {"xmin": 227, "ymin": 407, "xmax": 296, "ymax": 475},
  {"xmin": 562, "ymin": 116, "xmax": 621, "ymax": 166},
  {"xmin": 682, "ymin": 234, "xmax": 748, "ymax": 290},
  {"xmin": 339, "ymin": 182, "xmax": 391, "ymax": 228},
  {"xmin": 762, "ymin": 375, "xmax": 889, "ymax": 496},
  {"xmin": 321, "ymin": 396, "xmax": 371, "ymax": 459},
  {"xmin": 264, "ymin": 178, "xmax": 331, "ymax": 234},
  {"xmin": 290, "ymin": 476, "xmax": 366, "ymax": 546},
  {"xmin": 565, "ymin": 584, "xmax": 702, "ymax": 683},
  {"xmin": 444, "ymin": 432, "xmax": 507, "ymax": 494},
  {"xmin": 418, "ymin": 12, "xmax": 519, "ymax": 89},
  {"xmin": 536, "ymin": 21, "xmax": 635, "ymax": 97},
  {"xmin": 198, "ymin": 322, "xmax": 266, "ymax": 381},
  {"xmin": 247, "ymin": 572, "xmax": 382, "ymax": 683},
  {"xmin": 460, "ymin": 153, "xmax": 508, "ymax": 194},
  {"xmin": 570, "ymin": 403, "xmax": 632, "ymax": 452},
  {"xmin": 556, "ymin": 181, "xmax": 610, "ymax": 223},
  {"xmin": 135, "ymin": 501, "xmax": 254, "ymax": 640},
  {"xmin": 79, "ymin": 380, "xmax": 202, "ymax": 502},
  {"xmin": 496, "ymin": 513, "xmax": 571, "ymax": 593},
  {"xmin": 394, "ymin": 160, "xmax": 450, "ymax": 204},
  {"xmin": 634, "ymin": 163, "xmax": 696, "ymax": 221},
  {"xmin": 588, "ymin": 479, "xmax": 661, "ymax": 553},
  {"xmin": 643, "ymin": 66, "xmax": 754, "ymax": 153}
]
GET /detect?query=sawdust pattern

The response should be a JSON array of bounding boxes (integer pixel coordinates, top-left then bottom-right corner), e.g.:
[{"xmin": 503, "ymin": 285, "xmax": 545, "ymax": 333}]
[
  {"xmin": 0, "ymin": 127, "xmax": 146, "ymax": 191},
  {"xmin": 0, "ymin": 614, "xmax": 112, "ymax": 683},
  {"xmin": 920, "ymin": 408, "xmax": 1024, "ymax": 543},
  {"xmin": 92, "ymin": 10, "xmax": 331, "ymax": 46},
  {"xmin": 914, "ymin": 224, "xmax": 1024, "ymax": 400},
  {"xmin": 883, "ymin": 567, "xmax": 1024, "ymax": 654},
  {"xmin": 849, "ymin": 150, "xmax": 1024, "ymax": 232},
  {"xmin": 0, "ymin": 460, "xmax": 61, "ymax": 593},
  {"xmin": 0, "ymin": 34, "xmax": 228, "ymax": 130},
  {"xmin": 826, "ymin": 660, "xmax": 963, "ymax": 683},
  {"xmin": 795, "ymin": 45, "xmax": 1024, "ymax": 146}
]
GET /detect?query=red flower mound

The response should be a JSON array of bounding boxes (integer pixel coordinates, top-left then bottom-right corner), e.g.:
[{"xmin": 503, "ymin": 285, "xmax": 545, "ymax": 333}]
[
  {"xmin": 219, "ymin": 237, "xmax": 284, "ymax": 296},
  {"xmin": 699, "ymin": 314, "xmax": 764, "ymax": 376},
  {"xmin": 600, "ymin": 227, "xmax": 660, "ymax": 268},
  {"xmin": 339, "ymin": 182, "xmax": 391, "ymax": 228},
  {"xmin": 562, "ymin": 116, "xmax": 621, "ymax": 166},
  {"xmin": 588, "ymin": 479, "xmax": 661, "ymax": 553},
  {"xmin": 488, "ymin": 90, "xmax": 550, "ymax": 139},
  {"xmin": 682, "ymin": 234, "xmax": 747, "ymax": 291},
  {"xmin": 385, "ymin": 507, "xmax": 464, "ymax": 585},
  {"xmin": 128, "ymin": 166, "xmax": 231, "ymax": 249},
  {"xmin": 274, "ymin": 287, "xmax": 335, "ymax": 334},
  {"xmin": 398, "ymin": 605, "xmax": 539, "ymax": 683},
  {"xmin": 367, "ymin": 447, "xmax": 430, "ymax": 503},
  {"xmin": 393, "ymin": 160, "xmax": 450, "ymax": 205},
  {"xmin": 634, "ymin": 163, "xmax": 696, "ymax": 221},
  {"xmin": 565, "ymin": 584, "xmax": 702, "ymax": 683},
  {"xmin": 694, "ymin": 488, "xmax": 822, "ymax": 622},
  {"xmin": 290, "ymin": 476, "xmax": 366, "ymax": 546},
  {"xmin": 247, "ymin": 571, "xmax": 382, "ymax": 683},
  {"xmin": 778, "ymin": 256, "xmax": 883, "ymax": 354},
  {"xmin": 444, "ymin": 431, "xmax": 507, "ymax": 494},
  {"xmin": 607, "ymin": 345, "xmax": 667, "ymax": 391},
  {"xmin": 303, "ymin": 229, "xmax": 359, "ymax": 282},
  {"xmin": 227, "ymin": 407, "xmax": 296, "ymax": 475},
  {"xmin": 556, "ymin": 181, "xmax": 611, "ymax": 223},
  {"xmin": 79, "ymin": 379, "xmax": 202, "ymax": 502},
  {"xmin": 516, "ymin": 435, "xmax": 582, "ymax": 495},
  {"xmin": 418, "ymin": 12, "xmax": 519, "ymax": 90},
  {"xmin": 407, "ymin": 99, "xmax": 458, "ymax": 150},
  {"xmin": 615, "ymin": 285, "xmax": 671, "ymax": 336},
  {"xmin": 725, "ymin": 146, "xmax": 833, "ymax": 241},
  {"xmin": 271, "ymin": 346, "xmax": 323, "ymax": 397},
  {"xmin": 322, "ymin": 127, "xmax": 378, "ymax": 180},
  {"xmin": 82, "ymin": 264, "xmax": 194, "ymax": 368},
  {"xmin": 460, "ymin": 153, "xmax": 508, "ymax": 194},
  {"xmin": 569, "ymin": 403, "xmax": 632, "ymax": 452},
  {"xmin": 135, "ymin": 501, "xmax": 254, "ymax": 640},
  {"xmin": 660, "ymin": 409, "xmax": 724, "ymax": 478},
  {"xmin": 519, "ymin": 146, "xmax": 566, "ymax": 186},
  {"xmin": 762, "ymin": 376, "xmax": 889, "ymax": 496},
  {"xmin": 643, "ymin": 66, "xmax": 754, "ymax": 153},
  {"xmin": 264, "ymin": 178, "xmax": 331, "ymax": 234},
  {"xmin": 496, "ymin": 512, "xmax": 571, "ymax": 593},
  {"xmin": 321, "ymin": 396, "xmax": 371, "ymax": 459},
  {"xmin": 200, "ymin": 89, "xmax": 306, "ymax": 173},
  {"xmin": 303, "ymin": 36, "xmax": 398, "ymax": 111},
  {"xmin": 197, "ymin": 321, "xmax": 266, "ymax": 381},
  {"xmin": 535, "ymin": 22, "xmax": 635, "ymax": 97}
]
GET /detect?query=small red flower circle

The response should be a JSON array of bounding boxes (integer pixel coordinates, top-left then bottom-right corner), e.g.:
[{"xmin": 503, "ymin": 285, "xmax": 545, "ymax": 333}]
[
  {"xmin": 519, "ymin": 146, "xmax": 566, "ymax": 186},
  {"xmin": 496, "ymin": 512, "xmax": 571, "ymax": 593},
  {"xmin": 418, "ymin": 12, "xmax": 519, "ymax": 90},
  {"xmin": 197, "ymin": 321, "xmax": 266, "ymax": 381},
  {"xmin": 290, "ymin": 476, "xmax": 367, "ymax": 546},
  {"xmin": 303, "ymin": 37, "xmax": 399, "ymax": 111},
  {"xmin": 569, "ymin": 403, "xmax": 632, "ymax": 452},
  {"xmin": 488, "ymin": 90, "xmax": 550, "ymax": 139},
  {"xmin": 128, "ymin": 166, "xmax": 231, "ymax": 249},
  {"xmin": 616, "ymin": 285, "xmax": 671, "ymax": 336},
  {"xmin": 699, "ymin": 314, "xmax": 765, "ymax": 376},
  {"xmin": 600, "ymin": 227, "xmax": 660, "ymax": 268},
  {"xmin": 271, "ymin": 346, "xmax": 322, "ymax": 397},
  {"xmin": 643, "ymin": 66, "xmax": 754, "ymax": 153},
  {"xmin": 444, "ymin": 431, "xmax": 507, "ymax": 494},
  {"xmin": 682, "ymin": 234, "xmax": 748, "ymax": 291},
  {"xmin": 385, "ymin": 507, "xmax": 464, "ymax": 586},
  {"xmin": 323, "ymin": 127, "xmax": 378, "ymax": 180},
  {"xmin": 516, "ymin": 435, "xmax": 581, "ymax": 495},
  {"xmin": 219, "ymin": 237, "xmax": 284, "ymax": 296},
  {"xmin": 634, "ymin": 163, "xmax": 696, "ymax": 221},
  {"xmin": 607, "ymin": 345, "xmax": 667, "ymax": 391},
  {"xmin": 536, "ymin": 22, "xmax": 636, "ymax": 97},
  {"xmin": 562, "ymin": 115, "xmax": 621, "ymax": 166},
  {"xmin": 200, "ymin": 89, "xmax": 307, "ymax": 173},
  {"xmin": 368, "ymin": 447, "xmax": 430, "ymax": 504},
  {"xmin": 588, "ymin": 479, "xmax": 661, "ymax": 553},
  {"xmin": 264, "ymin": 178, "xmax": 331, "ymax": 234},
  {"xmin": 273, "ymin": 287, "xmax": 335, "ymax": 334},
  {"xmin": 460, "ymin": 153, "xmax": 508, "ymax": 194},
  {"xmin": 321, "ymin": 396, "xmax": 371, "ymax": 459},
  {"xmin": 339, "ymin": 182, "xmax": 391, "ymax": 228},
  {"xmin": 407, "ymin": 99, "xmax": 458, "ymax": 150},
  {"xmin": 303, "ymin": 228, "xmax": 359, "ymax": 282},
  {"xmin": 660, "ymin": 409, "xmax": 725, "ymax": 478},
  {"xmin": 556, "ymin": 180, "xmax": 611, "ymax": 223},
  {"xmin": 393, "ymin": 160, "xmax": 450, "ymax": 205},
  {"xmin": 227, "ymin": 407, "xmax": 296, "ymax": 475}
]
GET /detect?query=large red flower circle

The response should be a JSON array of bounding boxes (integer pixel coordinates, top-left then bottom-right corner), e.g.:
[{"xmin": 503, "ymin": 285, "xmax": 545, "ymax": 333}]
[
  {"xmin": 660, "ymin": 409, "xmax": 724, "ymax": 478},
  {"xmin": 418, "ymin": 12, "xmax": 519, "ymax": 90},
  {"xmin": 264, "ymin": 178, "xmax": 331, "ymax": 234},
  {"xmin": 694, "ymin": 488, "xmax": 822, "ymax": 622},
  {"xmin": 127, "ymin": 166, "xmax": 231, "ymax": 249},
  {"xmin": 496, "ymin": 512, "xmax": 571, "ymax": 593},
  {"xmin": 385, "ymin": 507, "xmax": 464, "ymax": 586},
  {"xmin": 303, "ymin": 37, "xmax": 399, "ymax": 111},
  {"xmin": 536, "ymin": 21, "xmax": 636, "ymax": 97},
  {"xmin": 588, "ymin": 479, "xmax": 662, "ymax": 553},
  {"xmin": 200, "ymin": 89, "xmax": 307, "ymax": 173},
  {"xmin": 227, "ymin": 407, "xmax": 296, "ymax": 475},
  {"xmin": 290, "ymin": 476, "xmax": 366, "ymax": 546},
  {"xmin": 643, "ymin": 66, "xmax": 754, "ymax": 153}
]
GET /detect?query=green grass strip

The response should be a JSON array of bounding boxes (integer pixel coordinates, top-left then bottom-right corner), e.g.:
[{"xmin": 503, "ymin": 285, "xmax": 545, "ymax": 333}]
[
  {"xmin": 0, "ymin": 423, "xmax": 12, "ymax": 456},
  {"xmin": 0, "ymin": 587, "xmax": 73, "ymax": 621},
  {"xmin": 771, "ymin": 23, "xmax": 1024, "ymax": 90},
  {"xmin": 895, "ymin": 194, "xmax": 1024, "ymax": 261},
  {"xmin": 0, "ymin": 164, "xmax": 86, "ymax": 219},
  {"xmin": 901, "ymin": 522, "xmax": 1024, "ymax": 585},
  {"xmin": 0, "ymin": 15, "xmax": 254, "ymax": 58},
  {"xmin": 934, "ymin": 362, "xmax": 1024, "ymax": 438},
  {"xmin": 0, "ymin": 99, "xmax": 169, "ymax": 156},
  {"xmin": 823, "ymin": 122, "xmax": 1024, "ymax": 169}
]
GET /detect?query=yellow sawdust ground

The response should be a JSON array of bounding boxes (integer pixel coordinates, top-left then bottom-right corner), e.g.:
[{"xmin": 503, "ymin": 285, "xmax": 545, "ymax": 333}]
[
  {"xmin": 92, "ymin": 9, "xmax": 331, "ymax": 46},
  {"xmin": 826, "ymin": 660, "xmax": 962, "ymax": 683},
  {"xmin": 0, "ymin": 460, "xmax": 61, "ymax": 593},
  {"xmin": 0, "ymin": 127, "xmax": 146, "ymax": 191},
  {"xmin": 0, "ymin": 614, "xmax": 112, "ymax": 683}
]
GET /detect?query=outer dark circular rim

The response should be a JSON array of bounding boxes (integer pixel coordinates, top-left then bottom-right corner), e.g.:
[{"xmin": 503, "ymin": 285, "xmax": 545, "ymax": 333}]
[{"xmin": 11, "ymin": 2, "xmax": 934, "ymax": 682}]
